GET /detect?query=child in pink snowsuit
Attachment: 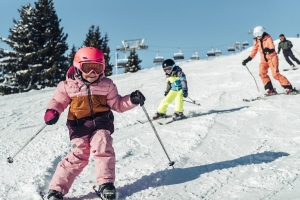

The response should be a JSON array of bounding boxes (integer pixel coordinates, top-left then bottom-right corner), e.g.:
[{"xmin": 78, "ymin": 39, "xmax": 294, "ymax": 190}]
[{"xmin": 44, "ymin": 47, "xmax": 145, "ymax": 200}]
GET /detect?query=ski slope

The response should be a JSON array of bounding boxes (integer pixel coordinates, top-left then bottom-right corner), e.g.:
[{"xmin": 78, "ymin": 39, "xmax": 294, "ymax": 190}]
[{"xmin": 1, "ymin": 38, "xmax": 300, "ymax": 200}]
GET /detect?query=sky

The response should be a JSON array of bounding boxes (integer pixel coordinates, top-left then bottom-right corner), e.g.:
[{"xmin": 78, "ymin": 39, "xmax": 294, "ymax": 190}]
[
  {"xmin": 0, "ymin": 0, "xmax": 300, "ymax": 74},
  {"xmin": 1, "ymin": 38, "xmax": 300, "ymax": 199}
]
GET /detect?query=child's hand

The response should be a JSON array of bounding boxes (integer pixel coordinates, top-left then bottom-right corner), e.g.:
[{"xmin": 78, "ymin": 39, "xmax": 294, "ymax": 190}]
[
  {"xmin": 130, "ymin": 90, "xmax": 146, "ymax": 106},
  {"xmin": 183, "ymin": 90, "xmax": 188, "ymax": 98},
  {"xmin": 44, "ymin": 109, "xmax": 59, "ymax": 125}
]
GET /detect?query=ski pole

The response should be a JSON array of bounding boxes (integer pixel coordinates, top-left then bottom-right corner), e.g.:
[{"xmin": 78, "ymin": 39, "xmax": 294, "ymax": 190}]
[
  {"xmin": 7, "ymin": 123, "xmax": 47, "ymax": 163},
  {"xmin": 184, "ymin": 97, "xmax": 201, "ymax": 106},
  {"xmin": 184, "ymin": 100, "xmax": 201, "ymax": 106},
  {"xmin": 245, "ymin": 64, "xmax": 260, "ymax": 92},
  {"xmin": 293, "ymin": 49, "xmax": 300, "ymax": 56},
  {"xmin": 140, "ymin": 105, "xmax": 175, "ymax": 169}
]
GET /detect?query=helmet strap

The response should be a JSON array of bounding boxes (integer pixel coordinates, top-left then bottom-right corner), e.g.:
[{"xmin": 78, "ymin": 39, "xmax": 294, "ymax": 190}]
[{"xmin": 74, "ymin": 67, "xmax": 83, "ymax": 80}]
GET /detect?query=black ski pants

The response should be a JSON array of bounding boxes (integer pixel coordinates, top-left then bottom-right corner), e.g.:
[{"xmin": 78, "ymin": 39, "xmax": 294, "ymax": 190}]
[{"xmin": 283, "ymin": 50, "xmax": 300, "ymax": 66}]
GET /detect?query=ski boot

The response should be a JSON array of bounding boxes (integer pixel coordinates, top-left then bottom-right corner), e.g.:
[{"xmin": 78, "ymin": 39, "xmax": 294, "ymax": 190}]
[
  {"xmin": 265, "ymin": 88, "xmax": 277, "ymax": 96},
  {"xmin": 46, "ymin": 190, "xmax": 63, "ymax": 200},
  {"xmin": 98, "ymin": 182, "xmax": 116, "ymax": 200},
  {"xmin": 291, "ymin": 64, "xmax": 296, "ymax": 69},
  {"xmin": 152, "ymin": 112, "xmax": 167, "ymax": 120},
  {"xmin": 285, "ymin": 87, "xmax": 298, "ymax": 95},
  {"xmin": 172, "ymin": 112, "xmax": 185, "ymax": 120}
]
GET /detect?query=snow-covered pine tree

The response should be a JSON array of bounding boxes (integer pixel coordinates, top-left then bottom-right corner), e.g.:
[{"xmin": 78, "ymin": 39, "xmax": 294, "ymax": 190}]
[
  {"xmin": 30, "ymin": 0, "xmax": 69, "ymax": 87},
  {"xmin": 124, "ymin": 49, "xmax": 142, "ymax": 73},
  {"xmin": 0, "ymin": 4, "xmax": 34, "ymax": 95},
  {"xmin": 0, "ymin": 0, "xmax": 68, "ymax": 94},
  {"xmin": 82, "ymin": 25, "xmax": 113, "ymax": 77}
]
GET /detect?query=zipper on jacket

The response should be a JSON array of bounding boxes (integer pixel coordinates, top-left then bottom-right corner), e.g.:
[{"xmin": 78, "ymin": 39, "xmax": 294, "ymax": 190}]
[
  {"xmin": 78, "ymin": 78, "xmax": 103, "ymax": 130},
  {"xmin": 79, "ymin": 82, "xmax": 96, "ymax": 129},
  {"xmin": 259, "ymin": 36, "xmax": 268, "ymax": 62},
  {"xmin": 86, "ymin": 84, "xmax": 96, "ymax": 129}
]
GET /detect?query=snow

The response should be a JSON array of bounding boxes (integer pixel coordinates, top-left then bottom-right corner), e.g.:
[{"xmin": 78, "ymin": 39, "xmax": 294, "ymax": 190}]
[{"xmin": 1, "ymin": 38, "xmax": 300, "ymax": 200}]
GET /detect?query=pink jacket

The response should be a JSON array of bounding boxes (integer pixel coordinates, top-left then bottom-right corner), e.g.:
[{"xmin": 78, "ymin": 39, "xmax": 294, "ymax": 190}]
[{"xmin": 46, "ymin": 66, "xmax": 137, "ymax": 139}]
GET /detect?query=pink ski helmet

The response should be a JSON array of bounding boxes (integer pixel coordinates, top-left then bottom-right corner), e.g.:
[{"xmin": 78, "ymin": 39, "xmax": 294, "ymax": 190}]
[{"xmin": 73, "ymin": 47, "xmax": 105, "ymax": 76}]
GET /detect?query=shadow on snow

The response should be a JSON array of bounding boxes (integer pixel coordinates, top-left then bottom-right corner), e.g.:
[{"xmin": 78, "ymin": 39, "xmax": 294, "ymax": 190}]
[
  {"xmin": 117, "ymin": 151, "xmax": 288, "ymax": 199},
  {"xmin": 63, "ymin": 105, "xmax": 253, "ymax": 199},
  {"xmin": 188, "ymin": 106, "xmax": 249, "ymax": 118}
]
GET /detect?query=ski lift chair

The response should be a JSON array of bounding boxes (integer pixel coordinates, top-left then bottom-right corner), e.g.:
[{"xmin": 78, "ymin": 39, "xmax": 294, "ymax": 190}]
[
  {"xmin": 242, "ymin": 41, "xmax": 249, "ymax": 46},
  {"xmin": 206, "ymin": 48, "xmax": 215, "ymax": 57},
  {"xmin": 153, "ymin": 52, "xmax": 164, "ymax": 65},
  {"xmin": 117, "ymin": 58, "xmax": 128, "ymax": 68},
  {"xmin": 153, "ymin": 57, "xmax": 164, "ymax": 65},
  {"xmin": 190, "ymin": 52, "xmax": 199, "ymax": 60},
  {"xmin": 227, "ymin": 46, "xmax": 235, "ymax": 52},
  {"xmin": 215, "ymin": 48, "xmax": 222, "ymax": 56},
  {"xmin": 173, "ymin": 48, "xmax": 184, "ymax": 60}
]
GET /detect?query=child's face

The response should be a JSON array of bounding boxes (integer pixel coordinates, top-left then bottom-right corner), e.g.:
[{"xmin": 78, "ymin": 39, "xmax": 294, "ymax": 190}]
[
  {"xmin": 163, "ymin": 66, "xmax": 172, "ymax": 75},
  {"xmin": 82, "ymin": 72, "xmax": 100, "ymax": 83}
]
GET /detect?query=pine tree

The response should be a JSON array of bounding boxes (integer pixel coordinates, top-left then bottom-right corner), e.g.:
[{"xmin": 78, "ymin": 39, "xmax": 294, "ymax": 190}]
[
  {"xmin": 67, "ymin": 45, "xmax": 77, "ymax": 67},
  {"xmin": 83, "ymin": 25, "xmax": 103, "ymax": 48},
  {"xmin": 124, "ymin": 49, "xmax": 142, "ymax": 73},
  {"xmin": 0, "ymin": 52, "xmax": 4, "ymax": 87},
  {"xmin": 31, "ymin": 0, "xmax": 69, "ymax": 87},
  {"xmin": 0, "ymin": 0, "xmax": 68, "ymax": 94},
  {"xmin": 83, "ymin": 25, "xmax": 113, "ymax": 76},
  {"xmin": 0, "ymin": 4, "xmax": 33, "ymax": 73},
  {"xmin": 0, "ymin": 3, "xmax": 37, "ymax": 94},
  {"xmin": 101, "ymin": 33, "xmax": 113, "ymax": 76}
]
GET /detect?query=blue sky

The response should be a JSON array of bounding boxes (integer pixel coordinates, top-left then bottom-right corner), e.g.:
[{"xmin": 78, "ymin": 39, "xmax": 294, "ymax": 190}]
[{"xmin": 1, "ymin": 0, "xmax": 300, "ymax": 73}]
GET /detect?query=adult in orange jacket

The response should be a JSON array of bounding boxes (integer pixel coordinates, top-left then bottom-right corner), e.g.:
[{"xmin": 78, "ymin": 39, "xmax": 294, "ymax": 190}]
[{"xmin": 242, "ymin": 26, "xmax": 294, "ymax": 95}]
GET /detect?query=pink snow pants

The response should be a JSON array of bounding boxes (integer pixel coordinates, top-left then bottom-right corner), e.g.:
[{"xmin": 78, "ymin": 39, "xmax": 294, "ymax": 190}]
[{"xmin": 49, "ymin": 129, "xmax": 115, "ymax": 194}]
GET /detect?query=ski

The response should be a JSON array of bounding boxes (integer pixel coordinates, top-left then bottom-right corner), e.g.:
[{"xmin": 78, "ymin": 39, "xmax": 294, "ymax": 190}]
[
  {"xmin": 267, "ymin": 91, "xmax": 300, "ymax": 95},
  {"xmin": 243, "ymin": 90, "xmax": 300, "ymax": 102},
  {"xmin": 283, "ymin": 68, "xmax": 298, "ymax": 71},
  {"xmin": 242, "ymin": 97, "xmax": 263, "ymax": 102},
  {"xmin": 137, "ymin": 115, "xmax": 172, "ymax": 124},
  {"xmin": 157, "ymin": 116, "xmax": 189, "ymax": 125}
]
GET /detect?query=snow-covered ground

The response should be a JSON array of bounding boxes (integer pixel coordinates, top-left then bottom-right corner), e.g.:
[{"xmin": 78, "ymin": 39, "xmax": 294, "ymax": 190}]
[{"xmin": 1, "ymin": 38, "xmax": 300, "ymax": 200}]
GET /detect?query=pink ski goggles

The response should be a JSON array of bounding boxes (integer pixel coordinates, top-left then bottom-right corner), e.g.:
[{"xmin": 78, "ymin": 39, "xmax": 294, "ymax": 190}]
[{"xmin": 78, "ymin": 62, "xmax": 104, "ymax": 75}]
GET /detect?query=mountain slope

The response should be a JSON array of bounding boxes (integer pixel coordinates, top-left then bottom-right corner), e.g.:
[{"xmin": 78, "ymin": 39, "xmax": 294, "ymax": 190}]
[{"xmin": 1, "ymin": 38, "xmax": 300, "ymax": 200}]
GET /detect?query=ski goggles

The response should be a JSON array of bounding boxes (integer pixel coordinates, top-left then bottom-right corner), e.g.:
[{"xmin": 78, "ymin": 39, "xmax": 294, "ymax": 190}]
[
  {"xmin": 163, "ymin": 66, "xmax": 173, "ymax": 74},
  {"xmin": 79, "ymin": 62, "xmax": 104, "ymax": 75},
  {"xmin": 253, "ymin": 31, "xmax": 263, "ymax": 38}
]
